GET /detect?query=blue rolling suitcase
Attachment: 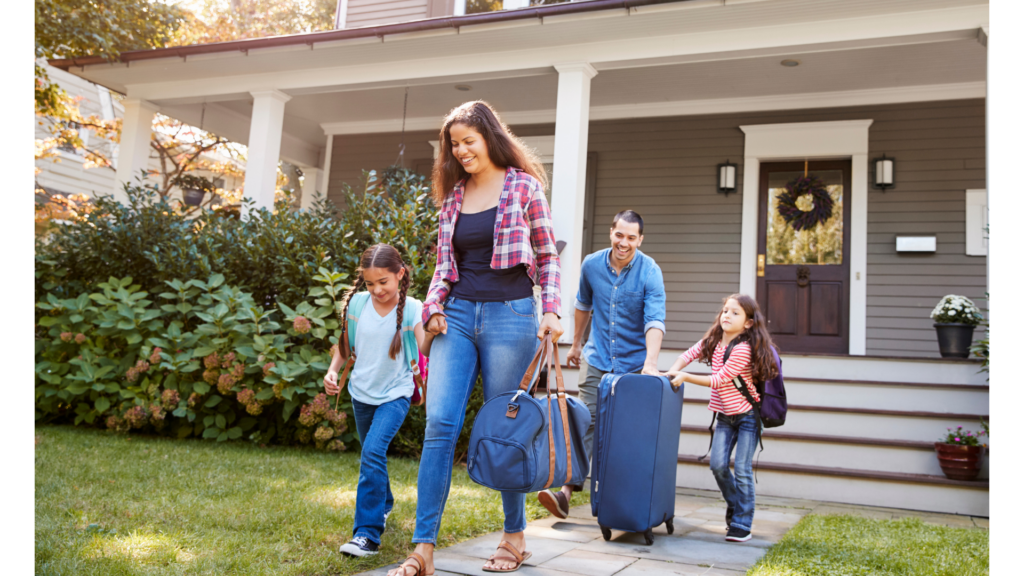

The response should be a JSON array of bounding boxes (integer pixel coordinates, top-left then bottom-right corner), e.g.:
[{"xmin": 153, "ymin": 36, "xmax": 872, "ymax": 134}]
[{"xmin": 590, "ymin": 373, "xmax": 684, "ymax": 545}]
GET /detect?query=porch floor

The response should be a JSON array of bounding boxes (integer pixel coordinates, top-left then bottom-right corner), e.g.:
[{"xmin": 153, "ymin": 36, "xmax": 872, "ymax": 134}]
[{"xmin": 354, "ymin": 487, "xmax": 987, "ymax": 576}]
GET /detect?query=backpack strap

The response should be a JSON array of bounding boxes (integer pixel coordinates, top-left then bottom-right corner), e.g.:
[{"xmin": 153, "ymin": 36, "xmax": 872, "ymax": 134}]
[
  {"xmin": 402, "ymin": 298, "xmax": 427, "ymax": 406},
  {"xmin": 340, "ymin": 292, "xmax": 371, "ymax": 359},
  {"xmin": 723, "ymin": 338, "xmax": 766, "ymax": 481}
]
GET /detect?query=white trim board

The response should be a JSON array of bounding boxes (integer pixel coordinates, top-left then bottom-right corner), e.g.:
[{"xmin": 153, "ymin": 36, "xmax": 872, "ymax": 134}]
[
  {"xmin": 320, "ymin": 81, "xmax": 984, "ymax": 135},
  {"xmin": 428, "ymin": 135, "xmax": 555, "ymax": 162},
  {"xmin": 739, "ymin": 119, "xmax": 872, "ymax": 356}
]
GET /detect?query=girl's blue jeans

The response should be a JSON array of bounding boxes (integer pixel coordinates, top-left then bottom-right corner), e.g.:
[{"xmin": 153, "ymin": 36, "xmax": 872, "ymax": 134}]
[
  {"xmin": 412, "ymin": 296, "xmax": 540, "ymax": 544},
  {"xmin": 351, "ymin": 395, "xmax": 411, "ymax": 544},
  {"xmin": 709, "ymin": 410, "xmax": 759, "ymax": 532}
]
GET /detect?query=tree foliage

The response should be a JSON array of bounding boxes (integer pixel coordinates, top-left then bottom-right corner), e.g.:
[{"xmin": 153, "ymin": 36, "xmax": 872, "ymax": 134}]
[{"xmin": 171, "ymin": 0, "xmax": 337, "ymax": 45}]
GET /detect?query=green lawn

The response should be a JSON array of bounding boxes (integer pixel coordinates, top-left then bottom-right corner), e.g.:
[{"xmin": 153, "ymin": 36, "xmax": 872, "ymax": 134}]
[
  {"xmin": 748, "ymin": 513, "xmax": 988, "ymax": 576},
  {"xmin": 35, "ymin": 425, "xmax": 581, "ymax": 576}
]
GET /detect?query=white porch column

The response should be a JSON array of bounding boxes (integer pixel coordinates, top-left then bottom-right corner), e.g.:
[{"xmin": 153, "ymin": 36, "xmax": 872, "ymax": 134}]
[
  {"xmin": 983, "ymin": 28, "xmax": 991, "ymax": 295},
  {"xmin": 550, "ymin": 63, "xmax": 597, "ymax": 344},
  {"xmin": 299, "ymin": 167, "xmax": 322, "ymax": 211},
  {"xmin": 114, "ymin": 99, "xmax": 159, "ymax": 202},
  {"xmin": 243, "ymin": 90, "xmax": 292, "ymax": 214}
]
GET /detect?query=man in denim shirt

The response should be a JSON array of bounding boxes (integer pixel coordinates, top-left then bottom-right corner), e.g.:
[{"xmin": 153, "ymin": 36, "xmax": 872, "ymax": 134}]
[{"xmin": 537, "ymin": 210, "xmax": 666, "ymax": 519}]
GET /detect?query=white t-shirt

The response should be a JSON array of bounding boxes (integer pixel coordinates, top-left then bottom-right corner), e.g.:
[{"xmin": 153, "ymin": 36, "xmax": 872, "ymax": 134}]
[{"xmin": 348, "ymin": 298, "xmax": 422, "ymax": 406}]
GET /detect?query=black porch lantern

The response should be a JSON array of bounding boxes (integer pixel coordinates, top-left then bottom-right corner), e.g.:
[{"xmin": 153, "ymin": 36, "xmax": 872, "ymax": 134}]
[
  {"xmin": 873, "ymin": 154, "xmax": 895, "ymax": 191},
  {"xmin": 717, "ymin": 160, "xmax": 737, "ymax": 195}
]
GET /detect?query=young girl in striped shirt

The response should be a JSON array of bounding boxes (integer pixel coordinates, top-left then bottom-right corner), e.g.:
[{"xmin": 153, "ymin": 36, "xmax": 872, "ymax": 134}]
[{"xmin": 665, "ymin": 294, "xmax": 778, "ymax": 543}]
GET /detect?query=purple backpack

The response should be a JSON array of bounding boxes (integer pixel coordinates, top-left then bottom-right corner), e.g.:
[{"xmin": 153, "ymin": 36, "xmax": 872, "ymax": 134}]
[
  {"xmin": 698, "ymin": 340, "xmax": 787, "ymax": 464},
  {"xmin": 723, "ymin": 339, "xmax": 787, "ymax": 429}
]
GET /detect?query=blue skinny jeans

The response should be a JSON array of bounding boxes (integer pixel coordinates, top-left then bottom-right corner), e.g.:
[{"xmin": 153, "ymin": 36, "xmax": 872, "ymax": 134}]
[
  {"xmin": 709, "ymin": 410, "xmax": 759, "ymax": 532},
  {"xmin": 412, "ymin": 296, "xmax": 540, "ymax": 544},
  {"xmin": 351, "ymin": 395, "xmax": 411, "ymax": 544}
]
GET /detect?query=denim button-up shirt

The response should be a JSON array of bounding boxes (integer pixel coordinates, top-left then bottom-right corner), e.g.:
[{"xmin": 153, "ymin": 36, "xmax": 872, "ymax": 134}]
[{"xmin": 576, "ymin": 248, "xmax": 666, "ymax": 374}]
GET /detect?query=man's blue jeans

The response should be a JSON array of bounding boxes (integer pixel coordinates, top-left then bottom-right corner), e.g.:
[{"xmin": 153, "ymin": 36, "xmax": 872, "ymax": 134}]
[
  {"xmin": 351, "ymin": 395, "xmax": 411, "ymax": 544},
  {"xmin": 709, "ymin": 411, "xmax": 759, "ymax": 532},
  {"xmin": 412, "ymin": 296, "xmax": 539, "ymax": 544}
]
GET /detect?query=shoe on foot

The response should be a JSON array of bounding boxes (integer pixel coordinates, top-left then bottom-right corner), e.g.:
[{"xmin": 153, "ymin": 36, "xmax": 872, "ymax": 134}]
[
  {"xmin": 725, "ymin": 527, "xmax": 751, "ymax": 542},
  {"xmin": 340, "ymin": 536, "xmax": 380, "ymax": 557},
  {"xmin": 725, "ymin": 507, "xmax": 734, "ymax": 532},
  {"xmin": 537, "ymin": 489, "xmax": 570, "ymax": 519}
]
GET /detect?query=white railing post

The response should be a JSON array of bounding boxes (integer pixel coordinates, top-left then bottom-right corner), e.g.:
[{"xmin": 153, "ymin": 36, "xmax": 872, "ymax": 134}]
[
  {"xmin": 243, "ymin": 90, "xmax": 292, "ymax": 215},
  {"xmin": 550, "ymin": 62, "xmax": 597, "ymax": 344},
  {"xmin": 114, "ymin": 99, "xmax": 159, "ymax": 202}
]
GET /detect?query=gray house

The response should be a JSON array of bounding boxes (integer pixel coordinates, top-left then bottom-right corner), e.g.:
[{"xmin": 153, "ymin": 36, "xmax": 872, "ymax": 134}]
[{"xmin": 52, "ymin": 0, "xmax": 990, "ymax": 516}]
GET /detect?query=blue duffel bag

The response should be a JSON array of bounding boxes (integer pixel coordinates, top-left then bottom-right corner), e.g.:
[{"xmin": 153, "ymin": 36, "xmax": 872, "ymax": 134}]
[{"xmin": 467, "ymin": 335, "xmax": 590, "ymax": 493}]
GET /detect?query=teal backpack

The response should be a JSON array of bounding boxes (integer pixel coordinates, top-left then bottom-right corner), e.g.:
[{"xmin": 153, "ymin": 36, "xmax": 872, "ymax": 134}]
[{"xmin": 337, "ymin": 292, "xmax": 425, "ymax": 405}]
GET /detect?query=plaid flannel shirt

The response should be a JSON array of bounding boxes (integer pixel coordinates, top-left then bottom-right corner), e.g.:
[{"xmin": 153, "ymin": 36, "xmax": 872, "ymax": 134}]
[{"xmin": 422, "ymin": 167, "xmax": 562, "ymax": 325}]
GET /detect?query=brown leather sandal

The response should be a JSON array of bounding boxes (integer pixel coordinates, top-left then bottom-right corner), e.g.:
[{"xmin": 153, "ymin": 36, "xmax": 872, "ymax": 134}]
[
  {"xmin": 390, "ymin": 552, "xmax": 433, "ymax": 576},
  {"xmin": 482, "ymin": 541, "xmax": 532, "ymax": 573}
]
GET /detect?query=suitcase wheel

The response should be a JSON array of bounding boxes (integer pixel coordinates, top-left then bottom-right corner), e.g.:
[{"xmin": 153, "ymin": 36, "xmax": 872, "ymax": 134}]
[
  {"xmin": 643, "ymin": 528, "xmax": 654, "ymax": 546},
  {"xmin": 600, "ymin": 526, "xmax": 612, "ymax": 541},
  {"xmin": 665, "ymin": 518, "xmax": 675, "ymax": 535}
]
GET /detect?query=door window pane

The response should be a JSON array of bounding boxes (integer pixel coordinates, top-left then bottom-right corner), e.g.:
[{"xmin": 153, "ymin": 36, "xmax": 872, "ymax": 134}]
[{"xmin": 766, "ymin": 170, "xmax": 844, "ymax": 265}]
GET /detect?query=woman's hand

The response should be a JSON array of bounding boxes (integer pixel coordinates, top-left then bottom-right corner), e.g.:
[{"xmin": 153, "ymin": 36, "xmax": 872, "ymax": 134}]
[
  {"xmin": 426, "ymin": 313, "xmax": 448, "ymax": 335},
  {"xmin": 324, "ymin": 370, "xmax": 341, "ymax": 396},
  {"xmin": 538, "ymin": 312, "xmax": 563, "ymax": 341}
]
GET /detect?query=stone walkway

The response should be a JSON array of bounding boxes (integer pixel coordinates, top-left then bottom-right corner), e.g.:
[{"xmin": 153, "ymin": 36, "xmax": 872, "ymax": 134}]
[{"xmin": 358, "ymin": 487, "xmax": 987, "ymax": 576}]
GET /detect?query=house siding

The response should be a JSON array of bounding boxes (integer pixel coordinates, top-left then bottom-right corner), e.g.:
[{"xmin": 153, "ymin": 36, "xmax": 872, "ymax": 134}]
[
  {"xmin": 345, "ymin": 0, "xmax": 429, "ymax": 28},
  {"xmin": 327, "ymin": 99, "xmax": 986, "ymax": 357}
]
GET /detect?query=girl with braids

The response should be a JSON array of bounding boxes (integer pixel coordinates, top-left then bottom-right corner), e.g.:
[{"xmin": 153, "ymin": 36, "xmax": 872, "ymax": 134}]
[
  {"xmin": 323, "ymin": 244, "xmax": 428, "ymax": 558},
  {"xmin": 664, "ymin": 294, "xmax": 779, "ymax": 544},
  {"xmin": 389, "ymin": 101, "xmax": 563, "ymax": 576}
]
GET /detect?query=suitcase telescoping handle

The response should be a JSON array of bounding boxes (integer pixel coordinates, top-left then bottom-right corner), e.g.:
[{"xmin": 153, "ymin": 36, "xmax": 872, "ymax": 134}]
[{"xmin": 514, "ymin": 333, "xmax": 574, "ymax": 489}]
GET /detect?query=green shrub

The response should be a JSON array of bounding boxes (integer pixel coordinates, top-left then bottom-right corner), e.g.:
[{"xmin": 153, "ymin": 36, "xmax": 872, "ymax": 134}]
[
  {"xmin": 35, "ymin": 272, "xmax": 355, "ymax": 448},
  {"xmin": 35, "ymin": 167, "xmax": 442, "ymax": 451},
  {"xmin": 36, "ymin": 167, "xmax": 438, "ymax": 309}
]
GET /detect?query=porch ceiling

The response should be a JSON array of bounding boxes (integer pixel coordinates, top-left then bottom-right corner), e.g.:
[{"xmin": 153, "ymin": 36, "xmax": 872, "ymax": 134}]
[{"xmin": 157, "ymin": 35, "xmax": 985, "ymax": 162}]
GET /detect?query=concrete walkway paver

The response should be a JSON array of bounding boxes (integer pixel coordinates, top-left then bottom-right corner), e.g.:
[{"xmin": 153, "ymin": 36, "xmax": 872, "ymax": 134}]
[{"xmin": 358, "ymin": 487, "xmax": 987, "ymax": 576}]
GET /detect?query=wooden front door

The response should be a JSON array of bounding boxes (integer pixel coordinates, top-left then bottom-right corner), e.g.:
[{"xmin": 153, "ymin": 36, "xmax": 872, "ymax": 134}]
[{"xmin": 757, "ymin": 160, "xmax": 851, "ymax": 354}]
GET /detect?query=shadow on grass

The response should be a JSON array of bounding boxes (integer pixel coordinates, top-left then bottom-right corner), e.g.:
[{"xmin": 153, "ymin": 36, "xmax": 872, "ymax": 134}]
[{"xmin": 35, "ymin": 425, "xmax": 564, "ymax": 576}]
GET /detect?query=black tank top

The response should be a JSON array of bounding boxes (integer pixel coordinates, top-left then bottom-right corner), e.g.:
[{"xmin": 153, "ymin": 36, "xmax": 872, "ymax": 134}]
[{"xmin": 449, "ymin": 206, "xmax": 534, "ymax": 302}]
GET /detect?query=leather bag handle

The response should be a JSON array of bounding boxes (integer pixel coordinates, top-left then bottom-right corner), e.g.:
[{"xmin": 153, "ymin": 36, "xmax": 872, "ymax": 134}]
[
  {"xmin": 549, "ymin": 341, "xmax": 573, "ymax": 485},
  {"xmin": 517, "ymin": 333, "xmax": 550, "ymax": 393}
]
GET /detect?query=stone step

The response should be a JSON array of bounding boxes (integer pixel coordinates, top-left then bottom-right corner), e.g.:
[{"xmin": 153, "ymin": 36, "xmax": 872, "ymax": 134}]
[
  {"xmin": 678, "ymin": 426, "xmax": 989, "ymax": 479},
  {"xmin": 680, "ymin": 398, "xmax": 987, "ymax": 442},
  {"xmin": 676, "ymin": 456, "xmax": 989, "ymax": 517}
]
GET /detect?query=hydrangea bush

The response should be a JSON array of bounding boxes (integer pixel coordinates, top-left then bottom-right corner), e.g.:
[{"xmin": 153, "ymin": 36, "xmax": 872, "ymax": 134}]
[
  {"xmin": 36, "ymin": 272, "xmax": 355, "ymax": 448},
  {"xmin": 930, "ymin": 294, "xmax": 984, "ymax": 326}
]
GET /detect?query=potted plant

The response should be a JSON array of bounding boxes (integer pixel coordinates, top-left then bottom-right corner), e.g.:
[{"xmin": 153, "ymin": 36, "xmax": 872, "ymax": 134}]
[
  {"xmin": 930, "ymin": 295, "xmax": 984, "ymax": 358},
  {"xmin": 173, "ymin": 174, "xmax": 216, "ymax": 207},
  {"xmin": 935, "ymin": 425, "xmax": 986, "ymax": 481}
]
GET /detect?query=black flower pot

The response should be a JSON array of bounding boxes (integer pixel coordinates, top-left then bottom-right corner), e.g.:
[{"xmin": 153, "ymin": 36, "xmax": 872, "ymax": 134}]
[
  {"xmin": 182, "ymin": 188, "xmax": 206, "ymax": 206},
  {"xmin": 934, "ymin": 323, "xmax": 975, "ymax": 358}
]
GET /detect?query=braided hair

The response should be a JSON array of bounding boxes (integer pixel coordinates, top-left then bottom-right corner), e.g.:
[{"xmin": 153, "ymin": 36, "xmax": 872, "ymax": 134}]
[{"xmin": 340, "ymin": 244, "xmax": 413, "ymax": 361}]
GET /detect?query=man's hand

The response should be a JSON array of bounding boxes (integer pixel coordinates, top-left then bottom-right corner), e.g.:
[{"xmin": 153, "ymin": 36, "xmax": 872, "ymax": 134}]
[
  {"xmin": 641, "ymin": 360, "xmax": 660, "ymax": 376},
  {"xmin": 426, "ymin": 313, "xmax": 448, "ymax": 335},
  {"xmin": 324, "ymin": 370, "xmax": 341, "ymax": 396},
  {"xmin": 566, "ymin": 345, "xmax": 582, "ymax": 368}
]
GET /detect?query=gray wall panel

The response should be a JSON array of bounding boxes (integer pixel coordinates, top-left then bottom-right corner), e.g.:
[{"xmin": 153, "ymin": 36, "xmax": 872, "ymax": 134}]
[{"xmin": 327, "ymin": 99, "xmax": 986, "ymax": 357}]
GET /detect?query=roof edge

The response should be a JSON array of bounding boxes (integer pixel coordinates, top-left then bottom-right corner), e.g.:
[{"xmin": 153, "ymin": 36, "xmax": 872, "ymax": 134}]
[{"xmin": 48, "ymin": 0, "xmax": 693, "ymax": 70}]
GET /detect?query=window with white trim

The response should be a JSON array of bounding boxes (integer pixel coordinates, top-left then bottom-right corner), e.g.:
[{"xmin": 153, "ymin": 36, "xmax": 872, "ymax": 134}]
[
  {"xmin": 455, "ymin": 0, "xmax": 568, "ymax": 16},
  {"xmin": 965, "ymin": 189, "xmax": 988, "ymax": 256}
]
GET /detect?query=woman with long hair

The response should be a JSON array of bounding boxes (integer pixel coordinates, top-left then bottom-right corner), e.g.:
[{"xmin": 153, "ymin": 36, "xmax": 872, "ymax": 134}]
[{"xmin": 388, "ymin": 101, "xmax": 563, "ymax": 576}]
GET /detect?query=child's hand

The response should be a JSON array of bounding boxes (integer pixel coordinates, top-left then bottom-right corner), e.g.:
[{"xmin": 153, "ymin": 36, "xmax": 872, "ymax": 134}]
[
  {"xmin": 324, "ymin": 371, "xmax": 341, "ymax": 396},
  {"xmin": 664, "ymin": 371, "xmax": 686, "ymax": 387}
]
